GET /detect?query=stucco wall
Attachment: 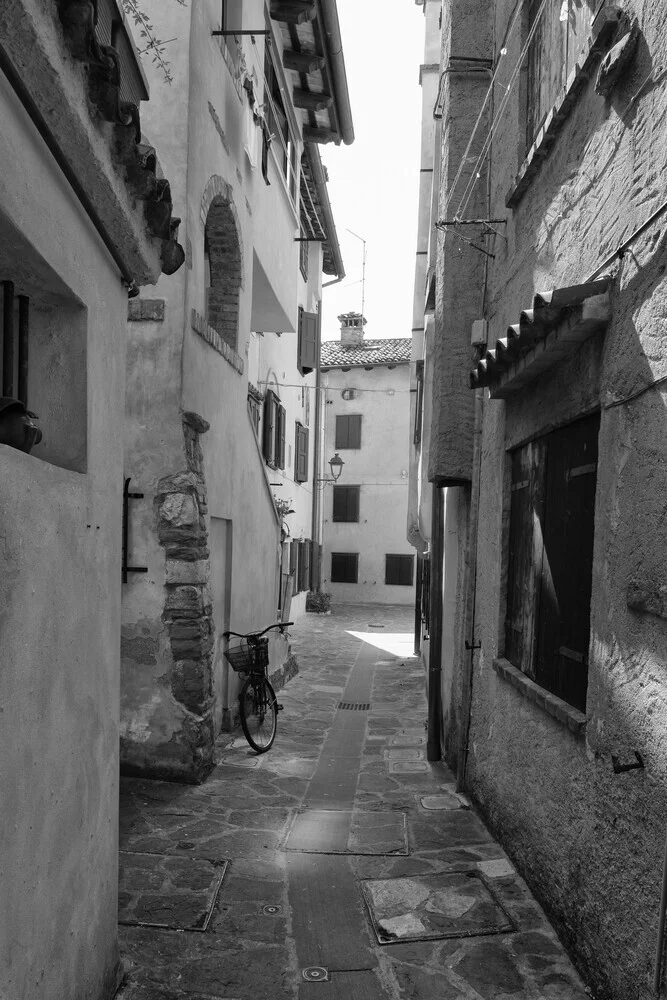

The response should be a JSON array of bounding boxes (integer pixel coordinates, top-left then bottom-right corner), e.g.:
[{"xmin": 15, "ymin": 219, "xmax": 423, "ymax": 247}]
[
  {"xmin": 0, "ymin": 68, "xmax": 128, "ymax": 1000},
  {"xmin": 436, "ymin": 1, "xmax": 667, "ymax": 997},
  {"xmin": 322, "ymin": 363, "xmax": 414, "ymax": 605}
]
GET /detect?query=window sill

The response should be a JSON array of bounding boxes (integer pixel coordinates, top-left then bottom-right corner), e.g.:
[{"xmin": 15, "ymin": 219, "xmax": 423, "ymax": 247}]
[
  {"xmin": 505, "ymin": 6, "xmax": 622, "ymax": 209},
  {"xmin": 492, "ymin": 657, "xmax": 587, "ymax": 740}
]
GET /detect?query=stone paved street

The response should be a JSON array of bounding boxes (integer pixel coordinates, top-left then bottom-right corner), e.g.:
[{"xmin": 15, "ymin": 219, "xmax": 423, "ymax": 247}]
[{"xmin": 116, "ymin": 605, "xmax": 590, "ymax": 1000}]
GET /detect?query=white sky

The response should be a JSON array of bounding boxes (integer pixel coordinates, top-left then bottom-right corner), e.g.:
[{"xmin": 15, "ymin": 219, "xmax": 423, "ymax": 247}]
[{"xmin": 320, "ymin": 1, "xmax": 425, "ymax": 342}]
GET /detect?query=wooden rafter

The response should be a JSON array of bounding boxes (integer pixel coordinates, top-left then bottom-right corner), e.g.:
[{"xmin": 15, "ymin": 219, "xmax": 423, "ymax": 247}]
[
  {"xmin": 293, "ymin": 89, "xmax": 332, "ymax": 112},
  {"xmin": 303, "ymin": 125, "xmax": 338, "ymax": 144},
  {"xmin": 269, "ymin": 1, "xmax": 316, "ymax": 25},
  {"xmin": 282, "ymin": 50, "xmax": 325, "ymax": 74}
]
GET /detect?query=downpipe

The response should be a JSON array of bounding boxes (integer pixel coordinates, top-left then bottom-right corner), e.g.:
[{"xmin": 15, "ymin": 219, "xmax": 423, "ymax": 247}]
[
  {"xmin": 654, "ymin": 823, "xmax": 667, "ymax": 993},
  {"xmin": 426, "ymin": 483, "xmax": 444, "ymax": 761}
]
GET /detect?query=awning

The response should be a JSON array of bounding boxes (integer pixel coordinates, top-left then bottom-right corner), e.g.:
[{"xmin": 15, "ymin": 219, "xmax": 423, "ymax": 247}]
[{"xmin": 470, "ymin": 278, "xmax": 611, "ymax": 398}]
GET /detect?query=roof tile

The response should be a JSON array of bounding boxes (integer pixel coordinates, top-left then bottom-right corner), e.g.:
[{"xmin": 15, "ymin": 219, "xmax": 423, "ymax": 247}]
[{"xmin": 320, "ymin": 338, "xmax": 411, "ymax": 368}]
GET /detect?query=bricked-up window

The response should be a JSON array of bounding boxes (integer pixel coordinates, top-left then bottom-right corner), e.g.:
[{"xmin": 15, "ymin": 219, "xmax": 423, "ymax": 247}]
[
  {"xmin": 297, "ymin": 307, "xmax": 318, "ymax": 376},
  {"xmin": 332, "ymin": 485, "xmax": 360, "ymax": 523},
  {"xmin": 204, "ymin": 196, "xmax": 242, "ymax": 350},
  {"xmin": 385, "ymin": 554, "xmax": 414, "ymax": 586},
  {"xmin": 335, "ymin": 414, "xmax": 362, "ymax": 450},
  {"xmin": 263, "ymin": 390, "xmax": 285, "ymax": 469},
  {"xmin": 294, "ymin": 422, "xmax": 309, "ymax": 482},
  {"xmin": 525, "ymin": 0, "xmax": 596, "ymax": 149},
  {"xmin": 505, "ymin": 412, "xmax": 600, "ymax": 712},
  {"xmin": 331, "ymin": 552, "xmax": 358, "ymax": 583}
]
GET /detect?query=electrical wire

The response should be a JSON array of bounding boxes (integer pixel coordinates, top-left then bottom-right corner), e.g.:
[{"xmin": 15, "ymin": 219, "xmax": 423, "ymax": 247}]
[{"xmin": 604, "ymin": 374, "xmax": 667, "ymax": 411}]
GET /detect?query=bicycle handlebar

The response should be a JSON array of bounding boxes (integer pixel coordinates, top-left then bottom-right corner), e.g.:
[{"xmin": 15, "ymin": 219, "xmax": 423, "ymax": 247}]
[{"xmin": 222, "ymin": 621, "xmax": 293, "ymax": 641}]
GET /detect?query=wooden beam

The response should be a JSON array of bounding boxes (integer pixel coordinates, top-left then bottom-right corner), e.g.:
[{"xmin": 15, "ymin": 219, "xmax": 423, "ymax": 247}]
[
  {"xmin": 283, "ymin": 49, "xmax": 325, "ymax": 74},
  {"xmin": 293, "ymin": 89, "xmax": 333, "ymax": 112},
  {"xmin": 270, "ymin": 2, "xmax": 316, "ymax": 25},
  {"xmin": 303, "ymin": 125, "xmax": 338, "ymax": 144}
]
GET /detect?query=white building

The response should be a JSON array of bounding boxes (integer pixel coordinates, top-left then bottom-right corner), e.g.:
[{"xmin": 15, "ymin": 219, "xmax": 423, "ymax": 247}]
[{"xmin": 319, "ymin": 314, "xmax": 413, "ymax": 606}]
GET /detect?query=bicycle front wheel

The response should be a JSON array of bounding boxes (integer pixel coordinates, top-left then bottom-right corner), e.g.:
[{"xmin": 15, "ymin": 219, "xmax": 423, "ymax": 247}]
[{"xmin": 240, "ymin": 676, "xmax": 277, "ymax": 753}]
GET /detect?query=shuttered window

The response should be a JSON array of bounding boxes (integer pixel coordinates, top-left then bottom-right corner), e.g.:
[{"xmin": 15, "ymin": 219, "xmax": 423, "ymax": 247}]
[
  {"xmin": 262, "ymin": 390, "xmax": 285, "ymax": 469},
  {"xmin": 294, "ymin": 422, "xmax": 309, "ymax": 482},
  {"xmin": 331, "ymin": 552, "xmax": 358, "ymax": 584},
  {"xmin": 335, "ymin": 414, "xmax": 362, "ymax": 450},
  {"xmin": 297, "ymin": 308, "xmax": 319, "ymax": 376},
  {"xmin": 385, "ymin": 554, "xmax": 414, "ymax": 586},
  {"xmin": 505, "ymin": 412, "xmax": 599, "ymax": 712},
  {"xmin": 332, "ymin": 485, "xmax": 360, "ymax": 523}
]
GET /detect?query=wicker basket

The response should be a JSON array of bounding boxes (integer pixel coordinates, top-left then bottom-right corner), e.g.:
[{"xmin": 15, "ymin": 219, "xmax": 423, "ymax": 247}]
[{"xmin": 224, "ymin": 644, "xmax": 255, "ymax": 672}]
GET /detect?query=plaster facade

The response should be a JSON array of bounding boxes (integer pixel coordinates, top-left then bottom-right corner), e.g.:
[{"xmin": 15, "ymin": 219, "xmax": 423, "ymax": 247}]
[
  {"xmin": 321, "ymin": 326, "xmax": 414, "ymax": 606},
  {"xmin": 121, "ymin": 0, "xmax": 348, "ymax": 781},
  {"xmin": 0, "ymin": 2, "xmax": 179, "ymax": 997},
  {"xmin": 410, "ymin": 1, "xmax": 667, "ymax": 997}
]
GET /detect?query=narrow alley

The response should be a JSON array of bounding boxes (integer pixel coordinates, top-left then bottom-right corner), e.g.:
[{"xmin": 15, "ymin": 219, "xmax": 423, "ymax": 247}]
[{"xmin": 117, "ymin": 606, "xmax": 589, "ymax": 1000}]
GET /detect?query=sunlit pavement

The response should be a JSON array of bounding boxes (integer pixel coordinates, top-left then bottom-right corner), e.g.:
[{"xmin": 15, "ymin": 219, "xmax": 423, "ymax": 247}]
[{"xmin": 117, "ymin": 604, "xmax": 589, "ymax": 1000}]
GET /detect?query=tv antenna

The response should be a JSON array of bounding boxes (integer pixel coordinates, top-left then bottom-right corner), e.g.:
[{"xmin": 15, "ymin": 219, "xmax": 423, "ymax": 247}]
[{"xmin": 346, "ymin": 229, "xmax": 367, "ymax": 318}]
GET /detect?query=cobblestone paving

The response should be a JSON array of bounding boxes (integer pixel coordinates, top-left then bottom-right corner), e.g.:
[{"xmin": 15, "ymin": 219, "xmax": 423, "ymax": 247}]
[{"xmin": 117, "ymin": 604, "xmax": 590, "ymax": 1000}]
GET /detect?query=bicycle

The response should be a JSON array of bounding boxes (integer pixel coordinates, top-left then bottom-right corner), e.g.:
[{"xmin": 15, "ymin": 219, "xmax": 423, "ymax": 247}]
[{"xmin": 222, "ymin": 621, "xmax": 293, "ymax": 753}]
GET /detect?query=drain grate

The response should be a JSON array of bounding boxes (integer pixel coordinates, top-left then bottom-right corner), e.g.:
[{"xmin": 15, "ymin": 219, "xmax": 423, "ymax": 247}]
[{"xmin": 338, "ymin": 701, "xmax": 371, "ymax": 711}]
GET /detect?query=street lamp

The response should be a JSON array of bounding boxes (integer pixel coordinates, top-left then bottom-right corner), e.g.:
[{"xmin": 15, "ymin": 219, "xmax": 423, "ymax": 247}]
[{"xmin": 316, "ymin": 453, "xmax": 345, "ymax": 488}]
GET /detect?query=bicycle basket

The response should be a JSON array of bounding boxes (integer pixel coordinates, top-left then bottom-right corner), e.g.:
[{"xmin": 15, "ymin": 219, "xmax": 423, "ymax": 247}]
[{"xmin": 224, "ymin": 643, "xmax": 255, "ymax": 672}]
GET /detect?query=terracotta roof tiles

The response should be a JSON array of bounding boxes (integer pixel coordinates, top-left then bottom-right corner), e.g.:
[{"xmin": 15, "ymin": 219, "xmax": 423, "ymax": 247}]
[{"xmin": 320, "ymin": 338, "xmax": 411, "ymax": 368}]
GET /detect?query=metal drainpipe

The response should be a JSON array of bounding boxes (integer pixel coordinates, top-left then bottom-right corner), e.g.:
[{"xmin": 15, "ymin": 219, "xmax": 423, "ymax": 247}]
[
  {"xmin": 426, "ymin": 483, "xmax": 444, "ymax": 762},
  {"xmin": 311, "ymin": 301, "xmax": 323, "ymax": 590},
  {"xmin": 414, "ymin": 552, "xmax": 423, "ymax": 656}
]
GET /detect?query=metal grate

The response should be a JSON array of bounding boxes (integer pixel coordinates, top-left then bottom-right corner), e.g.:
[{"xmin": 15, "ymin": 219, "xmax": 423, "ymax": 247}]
[{"xmin": 338, "ymin": 701, "xmax": 370, "ymax": 711}]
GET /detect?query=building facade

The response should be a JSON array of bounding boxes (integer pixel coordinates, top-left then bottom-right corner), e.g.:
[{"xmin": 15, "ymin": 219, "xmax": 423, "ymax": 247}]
[
  {"xmin": 320, "ymin": 315, "xmax": 414, "ymax": 606},
  {"xmin": 0, "ymin": 2, "xmax": 183, "ymax": 997},
  {"xmin": 120, "ymin": 0, "xmax": 351, "ymax": 783},
  {"xmin": 410, "ymin": 1, "xmax": 667, "ymax": 998}
]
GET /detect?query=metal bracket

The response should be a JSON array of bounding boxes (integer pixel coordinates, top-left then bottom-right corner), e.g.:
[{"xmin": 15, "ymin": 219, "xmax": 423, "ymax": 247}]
[
  {"xmin": 212, "ymin": 30, "xmax": 271, "ymax": 41},
  {"xmin": 611, "ymin": 750, "xmax": 645, "ymax": 774},
  {"xmin": 122, "ymin": 477, "xmax": 148, "ymax": 584},
  {"xmin": 465, "ymin": 639, "xmax": 482, "ymax": 651}
]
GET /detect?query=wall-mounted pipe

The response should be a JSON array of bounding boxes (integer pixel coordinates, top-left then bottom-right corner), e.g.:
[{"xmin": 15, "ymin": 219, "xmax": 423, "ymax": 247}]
[
  {"xmin": 2, "ymin": 280, "xmax": 14, "ymax": 397},
  {"xmin": 18, "ymin": 295, "xmax": 29, "ymax": 406},
  {"xmin": 654, "ymin": 824, "xmax": 667, "ymax": 994},
  {"xmin": 426, "ymin": 484, "xmax": 443, "ymax": 761}
]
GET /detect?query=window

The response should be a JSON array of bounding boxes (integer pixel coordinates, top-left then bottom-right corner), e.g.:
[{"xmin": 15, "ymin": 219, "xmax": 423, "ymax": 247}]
[
  {"xmin": 298, "ymin": 539, "xmax": 311, "ymax": 593},
  {"xmin": 264, "ymin": 42, "xmax": 298, "ymax": 201},
  {"xmin": 341, "ymin": 388, "xmax": 358, "ymax": 401},
  {"xmin": 525, "ymin": 0, "xmax": 596, "ymax": 148},
  {"xmin": 332, "ymin": 485, "xmax": 360, "ymax": 523},
  {"xmin": 505, "ymin": 412, "xmax": 599, "ymax": 712},
  {"xmin": 247, "ymin": 384, "xmax": 262, "ymax": 435},
  {"xmin": 413, "ymin": 360, "xmax": 424, "ymax": 446},
  {"xmin": 385, "ymin": 554, "xmax": 414, "ymax": 587},
  {"xmin": 335, "ymin": 414, "xmax": 362, "ymax": 450},
  {"xmin": 294, "ymin": 421, "xmax": 309, "ymax": 482},
  {"xmin": 297, "ymin": 307, "xmax": 318, "ymax": 376},
  {"xmin": 262, "ymin": 390, "xmax": 285, "ymax": 469},
  {"xmin": 331, "ymin": 552, "xmax": 358, "ymax": 584},
  {"xmin": 299, "ymin": 231, "xmax": 309, "ymax": 281}
]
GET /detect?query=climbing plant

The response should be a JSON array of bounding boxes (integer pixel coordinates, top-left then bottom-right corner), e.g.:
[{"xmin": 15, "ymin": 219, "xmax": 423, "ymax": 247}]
[{"xmin": 119, "ymin": 0, "xmax": 187, "ymax": 84}]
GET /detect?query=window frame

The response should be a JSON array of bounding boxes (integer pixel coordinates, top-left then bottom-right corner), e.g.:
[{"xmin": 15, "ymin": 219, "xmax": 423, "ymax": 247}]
[
  {"xmin": 262, "ymin": 389, "xmax": 285, "ymax": 470},
  {"xmin": 335, "ymin": 413, "xmax": 362, "ymax": 450},
  {"xmin": 331, "ymin": 552, "xmax": 359, "ymax": 584},
  {"xmin": 385, "ymin": 554, "xmax": 415, "ymax": 587},
  {"xmin": 504, "ymin": 412, "xmax": 600, "ymax": 712}
]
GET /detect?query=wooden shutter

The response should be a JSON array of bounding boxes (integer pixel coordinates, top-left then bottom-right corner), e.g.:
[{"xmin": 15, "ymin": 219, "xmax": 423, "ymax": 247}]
[
  {"xmin": 385, "ymin": 555, "xmax": 414, "ymax": 586},
  {"xmin": 303, "ymin": 540, "xmax": 311, "ymax": 591},
  {"xmin": 297, "ymin": 308, "xmax": 319, "ymax": 375},
  {"xmin": 348, "ymin": 414, "xmax": 361, "ymax": 449},
  {"xmin": 295, "ymin": 423, "xmax": 309, "ymax": 482},
  {"xmin": 277, "ymin": 404, "xmax": 286, "ymax": 469},
  {"xmin": 335, "ymin": 415, "xmax": 348, "ymax": 449},
  {"xmin": 262, "ymin": 391, "xmax": 275, "ymax": 463},
  {"xmin": 289, "ymin": 540, "xmax": 298, "ymax": 593},
  {"xmin": 331, "ymin": 552, "xmax": 358, "ymax": 583},
  {"xmin": 333, "ymin": 486, "xmax": 359, "ymax": 522}
]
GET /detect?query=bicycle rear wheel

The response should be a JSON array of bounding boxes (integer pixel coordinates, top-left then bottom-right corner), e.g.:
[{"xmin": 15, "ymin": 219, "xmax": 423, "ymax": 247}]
[{"xmin": 240, "ymin": 676, "xmax": 277, "ymax": 753}]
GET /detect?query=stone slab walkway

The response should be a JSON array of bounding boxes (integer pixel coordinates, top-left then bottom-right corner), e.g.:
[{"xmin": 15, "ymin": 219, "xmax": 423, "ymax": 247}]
[{"xmin": 116, "ymin": 604, "xmax": 591, "ymax": 1000}]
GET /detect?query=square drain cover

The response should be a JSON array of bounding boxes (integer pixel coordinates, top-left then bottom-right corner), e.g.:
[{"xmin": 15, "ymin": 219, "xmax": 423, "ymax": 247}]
[
  {"xmin": 361, "ymin": 871, "xmax": 514, "ymax": 944},
  {"xmin": 119, "ymin": 852, "xmax": 227, "ymax": 931}
]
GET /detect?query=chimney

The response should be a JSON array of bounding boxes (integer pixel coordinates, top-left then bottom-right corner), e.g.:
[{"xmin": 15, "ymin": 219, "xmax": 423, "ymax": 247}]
[{"xmin": 339, "ymin": 311, "xmax": 367, "ymax": 348}]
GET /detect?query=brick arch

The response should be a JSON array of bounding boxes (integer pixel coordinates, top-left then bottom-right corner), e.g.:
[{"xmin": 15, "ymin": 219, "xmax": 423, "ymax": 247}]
[{"xmin": 201, "ymin": 177, "xmax": 244, "ymax": 351}]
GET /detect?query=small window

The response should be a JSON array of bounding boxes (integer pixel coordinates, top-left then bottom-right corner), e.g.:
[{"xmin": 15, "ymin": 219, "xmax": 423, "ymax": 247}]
[
  {"xmin": 335, "ymin": 413, "xmax": 362, "ymax": 450},
  {"xmin": 297, "ymin": 307, "xmax": 318, "ymax": 376},
  {"xmin": 332, "ymin": 485, "xmax": 360, "ymax": 523},
  {"xmin": 341, "ymin": 388, "xmax": 358, "ymax": 400},
  {"xmin": 262, "ymin": 389, "xmax": 285, "ymax": 469},
  {"xmin": 294, "ymin": 421, "xmax": 309, "ymax": 482},
  {"xmin": 385, "ymin": 554, "xmax": 414, "ymax": 587},
  {"xmin": 331, "ymin": 552, "xmax": 358, "ymax": 584}
]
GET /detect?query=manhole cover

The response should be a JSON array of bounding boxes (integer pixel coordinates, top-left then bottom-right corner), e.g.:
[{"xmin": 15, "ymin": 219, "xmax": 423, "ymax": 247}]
[
  {"xmin": 302, "ymin": 967, "xmax": 329, "ymax": 982},
  {"xmin": 338, "ymin": 702, "xmax": 371, "ymax": 711},
  {"xmin": 390, "ymin": 736, "xmax": 425, "ymax": 746},
  {"xmin": 118, "ymin": 854, "xmax": 227, "ymax": 931},
  {"xmin": 361, "ymin": 871, "xmax": 515, "ymax": 944},
  {"xmin": 385, "ymin": 749, "xmax": 423, "ymax": 761},
  {"xmin": 389, "ymin": 760, "xmax": 428, "ymax": 773},
  {"xmin": 368, "ymin": 623, "xmax": 385, "ymax": 628},
  {"xmin": 217, "ymin": 755, "xmax": 262, "ymax": 768},
  {"xmin": 420, "ymin": 793, "xmax": 465, "ymax": 811},
  {"xmin": 262, "ymin": 903, "xmax": 282, "ymax": 915}
]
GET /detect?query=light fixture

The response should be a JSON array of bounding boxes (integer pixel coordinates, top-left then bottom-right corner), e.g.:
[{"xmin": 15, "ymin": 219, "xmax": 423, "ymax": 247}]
[{"xmin": 315, "ymin": 453, "xmax": 345, "ymax": 488}]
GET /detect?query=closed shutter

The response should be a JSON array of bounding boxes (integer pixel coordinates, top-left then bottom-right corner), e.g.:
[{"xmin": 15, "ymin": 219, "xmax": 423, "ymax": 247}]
[
  {"xmin": 303, "ymin": 540, "xmax": 311, "ymax": 591},
  {"xmin": 277, "ymin": 404, "xmax": 286, "ymax": 469},
  {"xmin": 385, "ymin": 555, "xmax": 414, "ymax": 586},
  {"xmin": 289, "ymin": 540, "xmax": 298, "ymax": 593},
  {"xmin": 263, "ymin": 391, "xmax": 275, "ymax": 463},
  {"xmin": 335, "ymin": 414, "xmax": 361, "ymax": 449},
  {"xmin": 297, "ymin": 308, "xmax": 319, "ymax": 375},
  {"xmin": 331, "ymin": 552, "xmax": 358, "ymax": 583},
  {"xmin": 295, "ymin": 423, "xmax": 309, "ymax": 482},
  {"xmin": 333, "ymin": 485, "xmax": 360, "ymax": 522}
]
